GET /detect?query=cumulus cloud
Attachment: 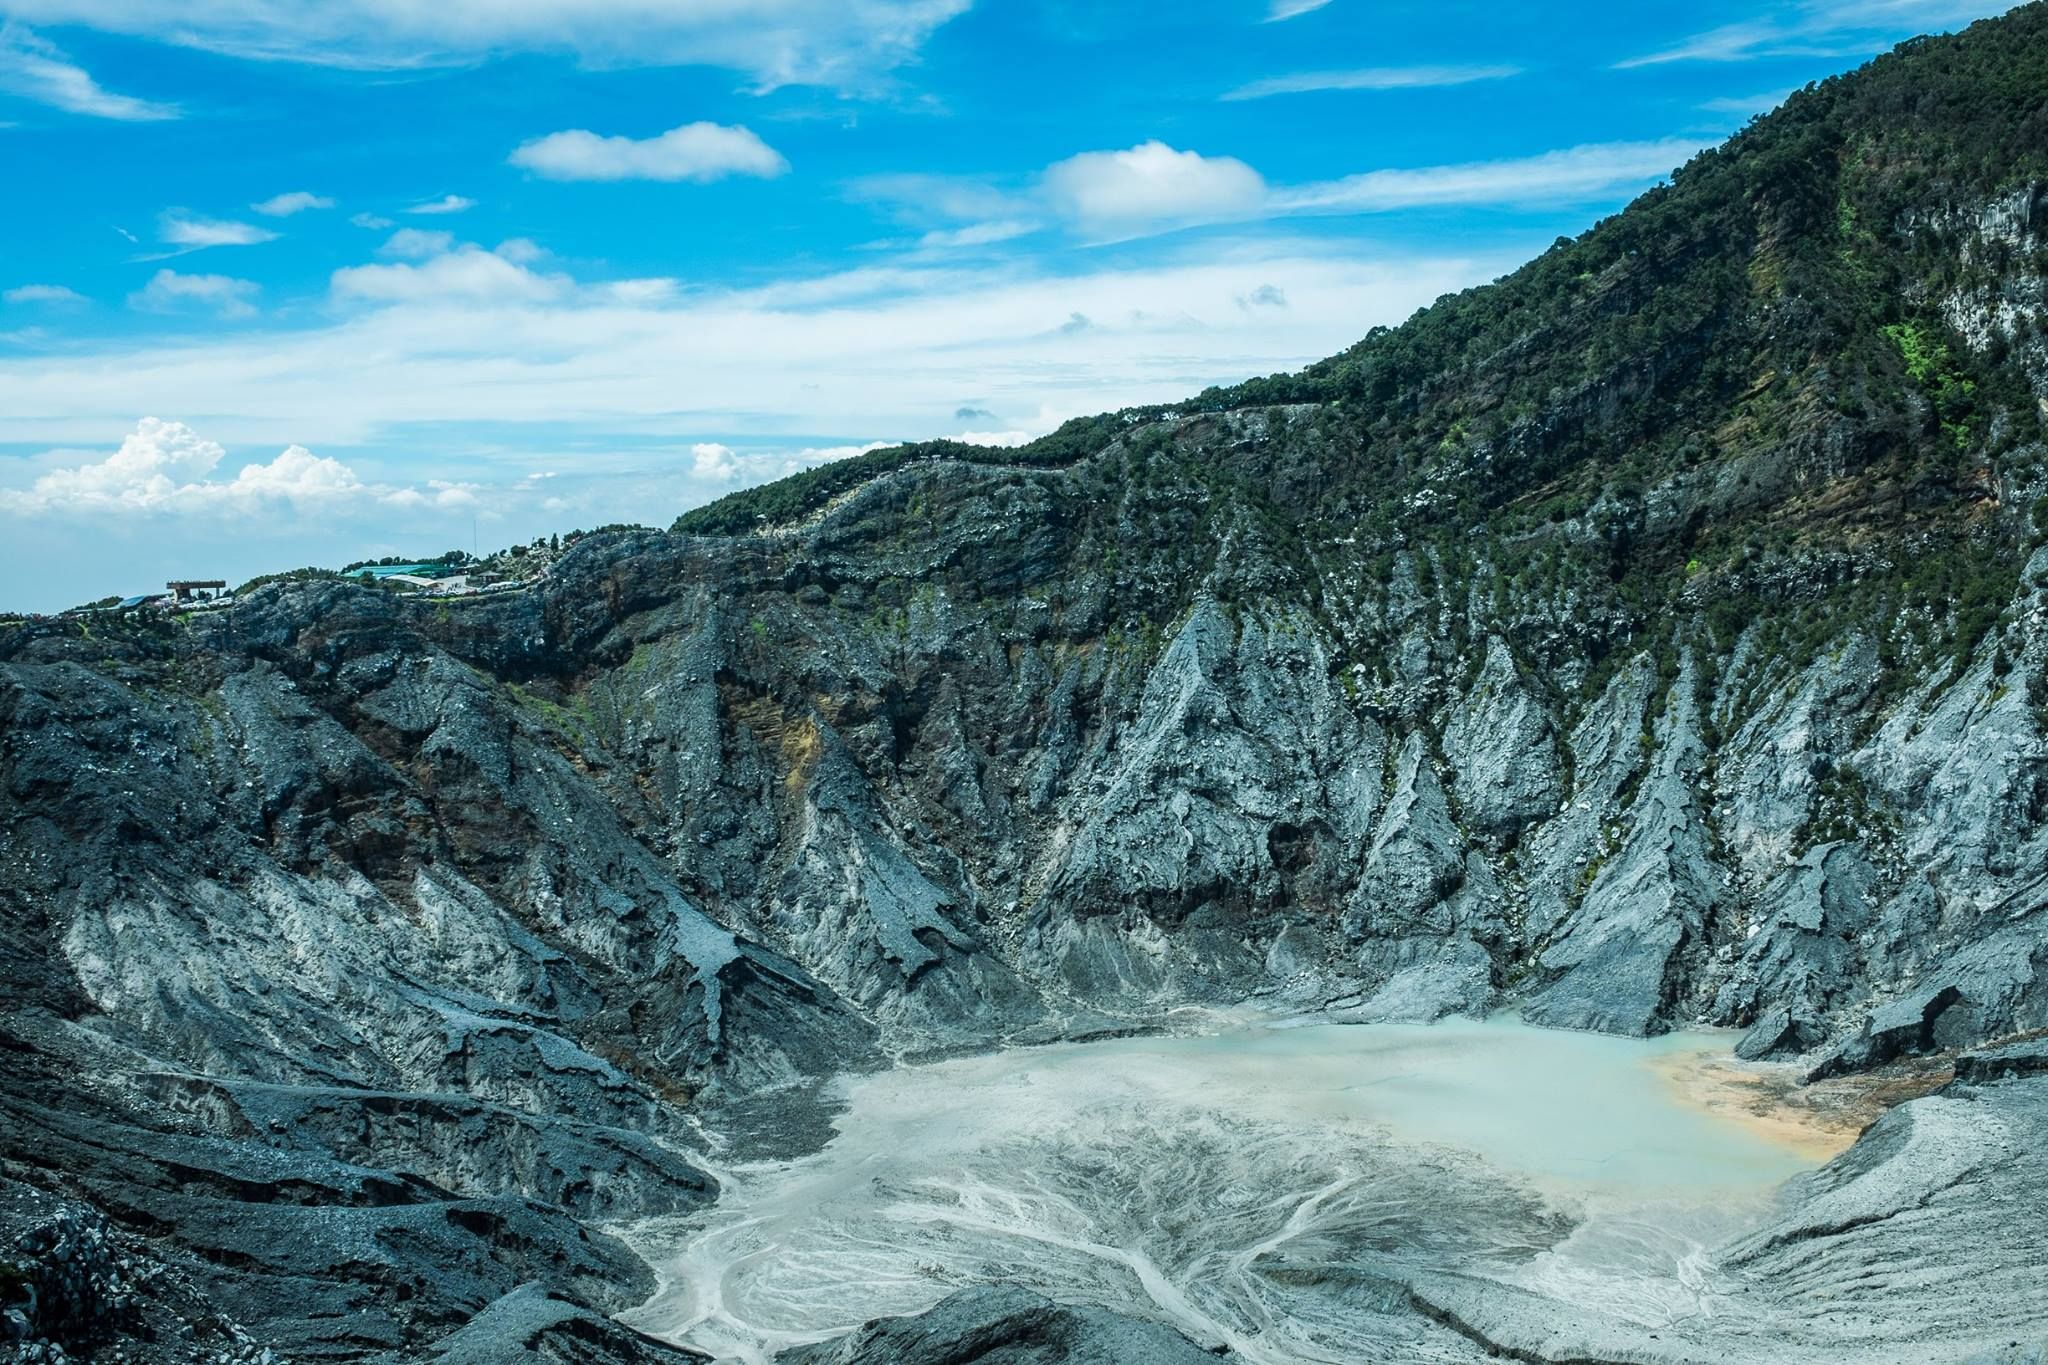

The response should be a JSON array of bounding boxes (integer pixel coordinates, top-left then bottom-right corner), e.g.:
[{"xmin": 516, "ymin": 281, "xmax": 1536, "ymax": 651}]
[
  {"xmin": 350, "ymin": 211, "xmax": 394, "ymax": 230},
  {"xmin": 1224, "ymin": 64, "xmax": 1521, "ymax": 100},
  {"xmin": 406, "ymin": 194, "xmax": 474, "ymax": 216},
  {"xmin": 690, "ymin": 441, "xmax": 739, "ymax": 480},
  {"xmin": 332, "ymin": 242, "xmax": 566, "ymax": 304},
  {"xmin": 0, "ymin": 0, "xmax": 972, "ymax": 90},
  {"xmin": 1042, "ymin": 141, "xmax": 1266, "ymax": 237},
  {"xmin": 129, "ymin": 269, "xmax": 260, "ymax": 318},
  {"xmin": 5, "ymin": 283, "xmax": 85, "ymax": 305},
  {"xmin": 0, "ymin": 22, "xmax": 177, "ymax": 120},
  {"xmin": 0, "ymin": 417, "xmax": 443, "ymax": 516},
  {"xmin": 251, "ymin": 190, "xmax": 333, "ymax": 216},
  {"xmin": 510, "ymin": 122, "xmax": 788, "ymax": 183},
  {"xmin": 380, "ymin": 227, "xmax": 454, "ymax": 259},
  {"xmin": 159, "ymin": 213, "xmax": 278, "ymax": 249}
]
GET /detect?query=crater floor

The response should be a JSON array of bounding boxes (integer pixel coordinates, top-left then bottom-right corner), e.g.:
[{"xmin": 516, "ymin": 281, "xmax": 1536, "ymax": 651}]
[{"xmin": 621, "ymin": 1015, "xmax": 1832, "ymax": 1364}]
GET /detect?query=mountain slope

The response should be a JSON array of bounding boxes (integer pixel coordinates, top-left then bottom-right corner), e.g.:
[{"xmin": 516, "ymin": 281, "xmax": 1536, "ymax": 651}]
[{"xmin": 6, "ymin": 7, "xmax": 2048, "ymax": 1361}]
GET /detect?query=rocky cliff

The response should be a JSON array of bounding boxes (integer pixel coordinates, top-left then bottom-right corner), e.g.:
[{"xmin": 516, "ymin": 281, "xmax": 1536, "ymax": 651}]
[{"xmin": 6, "ymin": 7, "xmax": 2048, "ymax": 1362}]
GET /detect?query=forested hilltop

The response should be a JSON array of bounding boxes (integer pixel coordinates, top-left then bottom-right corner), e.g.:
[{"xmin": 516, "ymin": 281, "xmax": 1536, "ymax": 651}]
[
  {"xmin": 4, "ymin": 8, "xmax": 2048, "ymax": 1363},
  {"xmin": 685, "ymin": 4, "xmax": 2048, "ymax": 714}
]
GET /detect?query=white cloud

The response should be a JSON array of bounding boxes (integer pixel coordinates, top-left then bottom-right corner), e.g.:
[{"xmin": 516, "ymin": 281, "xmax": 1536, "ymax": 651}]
[
  {"xmin": 406, "ymin": 194, "xmax": 474, "ymax": 216},
  {"xmin": 0, "ymin": 417, "xmax": 478, "ymax": 520},
  {"xmin": 1224, "ymin": 64, "xmax": 1521, "ymax": 101},
  {"xmin": 877, "ymin": 135, "xmax": 1686, "ymax": 247},
  {"xmin": 1619, "ymin": 0, "xmax": 2014, "ymax": 66},
  {"xmin": 332, "ymin": 243, "xmax": 566, "ymax": 304},
  {"xmin": 0, "ymin": 22, "xmax": 177, "ymax": 120},
  {"xmin": 380, "ymin": 227, "xmax": 454, "ymax": 259},
  {"xmin": 160, "ymin": 213, "xmax": 279, "ymax": 249},
  {"xmin": 854, "ymin": 173, "xmax": 1032, "ymax": 226},
  {"xmin": 1043, "ymin": 141, "xmax": 1266, "ymax": 237},
  {"xmin": 1270, "ymin": 138, "xmax": 1704, "ymax": 214},
  {"xmin": 251, "ymin": 190, "xmax": 333, "ymax": 216},
  {"xmin": 511, "ymin": 122, "xmax": 787, "ymax": 183},
  {"xmin": 851, "ymin": 175, "xmax": 1044, "ymax": 248},
  {"xmin": 0, "ymin": 1, "xmax": 972, "ymax": 90},
  {"xmin": 1265, "ymin": 0, "xmax": 1333, "ymax": 19},
  {"xmin": 350, "ymin": 211, "xmax": 394, "ymax": 230},
  {"xmin": 5, "ymin": 283, "xmax": 85, "ymax": 305},
  {"xmin": 605, "ymin": 277, "xmax": 682, "ymax": 304},
  {"xmin": 129, "ymin": 269, "xmax": 260, "ymax": 318},
  {"xmin": 905, "ymin": 136, "xmax": 1691, "ymax": 244},
  {"xmin": 690, "ymin": 441, "xmax": 739, "ymax": 481},
  {"xmin": 915, "ymin": 220, "xmax": 1037, "ymax": 249},
  {"xmin": 0, "ymin": 242, "xmax": 1509, "ymax": 471}
]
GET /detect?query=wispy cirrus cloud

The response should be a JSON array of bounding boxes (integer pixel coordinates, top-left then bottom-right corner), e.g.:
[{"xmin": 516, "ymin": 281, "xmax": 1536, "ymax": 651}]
[
  {"xmin": 0, "ymin": 0, "xmax": 973, "ymax": 91},
  {"xmin": 0, "ymin": 22, "xmax": 177, "ymax": 120},
  {"xmin": 510, "ymin": 122, "xmax": 788, "ymax": 183},
  {"xmin": 1701, "ymin": 87, "xmax": 1798, "ymax": 116},
  {"xmin": 1264, "ymin": 0, "xmax": 1333, "ymax": 20},
  {"xmin": 1620, "ymin": 0, "xmax": 2016, "ymax": 66},
  {"xmin": 1224, "ymin": 64, "xmax": 1521, "ymax": 101},
  {"xmin": 0, "ymin": 238, "xmax": 1505, "ymax": 458},
  {"xmin": 405, "ymin": 194, "xmax": 474, "ymax": 216},
  {"xmin": 1269, "ymin": 138, "xmax": 1705, "ymax": 215},
  {"xmin": 159, "ymin": 212, "xmax": 279, "ymax": 250}
]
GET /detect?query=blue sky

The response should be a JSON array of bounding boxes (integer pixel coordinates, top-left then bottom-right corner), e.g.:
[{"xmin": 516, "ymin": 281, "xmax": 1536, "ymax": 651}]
[{"xmin": 0, "ymin": 0, "xmax": 2020, "ymax": 612}]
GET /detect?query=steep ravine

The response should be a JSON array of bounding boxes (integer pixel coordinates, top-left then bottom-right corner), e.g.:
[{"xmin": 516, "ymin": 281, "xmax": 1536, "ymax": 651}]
[{"xmin": 8, "ymin": 7, "xmax": 2048, "ymax": 1362}]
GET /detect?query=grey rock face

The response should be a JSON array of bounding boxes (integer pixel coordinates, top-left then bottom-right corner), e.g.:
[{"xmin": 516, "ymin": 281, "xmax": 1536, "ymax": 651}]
[
  {"xmin": 1441, "ymin": 635, "xmax": 1562, "ymax": 845},
  {"xmin": 779, "ymin": 1287, "xmax": 1223, "ymax": 1365},
  {"xmin": 428, "ymin": 1284, "xmax": 707, "ymax": 1365},
  {"xmin": 1526, "ymin": 657, "xmax": 1726, "ymax": 1035}
]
